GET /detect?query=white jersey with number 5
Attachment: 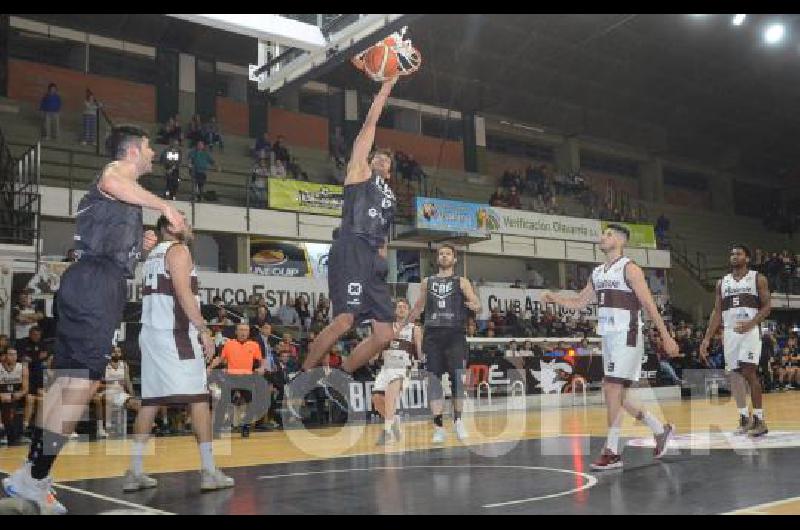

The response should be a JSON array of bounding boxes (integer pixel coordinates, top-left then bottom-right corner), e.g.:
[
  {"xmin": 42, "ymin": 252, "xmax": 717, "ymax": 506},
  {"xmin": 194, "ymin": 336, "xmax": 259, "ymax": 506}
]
[{"xmin": 720, "ymin": 270, "xmax": 762, "ymax": 371}]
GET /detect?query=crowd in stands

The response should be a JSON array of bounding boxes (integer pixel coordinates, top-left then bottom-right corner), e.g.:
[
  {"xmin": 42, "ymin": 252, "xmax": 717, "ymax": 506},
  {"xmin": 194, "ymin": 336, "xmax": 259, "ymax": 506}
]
[{"xmin": 752, "ymin": 248, "xmax": 800, "ymax": 295}]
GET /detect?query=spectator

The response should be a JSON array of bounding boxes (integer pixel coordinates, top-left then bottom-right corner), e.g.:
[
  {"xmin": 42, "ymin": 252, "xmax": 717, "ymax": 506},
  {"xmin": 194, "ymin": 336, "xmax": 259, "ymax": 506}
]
[
  {"xmin": 188, "ymin": 141, "xmax": 217, "ymax": 202},
  {"xmin": 202, "ymin": 116, "xmax": 224, "ymax": 151},
  {"xmin": 251, "ymin": 305, "xmax": 273, "ymax": 328},
  {"xmin": 655, "ymin": 213, "xmax": 670, "ymax": 247},
  {"xmin": 272, "ymin": 135, "xmax": 290, "ymax": 165},
  {"xmin": 62, "ymin": 249, "xmax": 78, "ymax": 263},
  {"xmin": 277, "ymin": 299, "xmax": 301, "ymax": 327},
  {"xmin": 210, "ymin": 307, "xmax": 233, "ymax": 326},
  {"xmin": 250, "ymin": 158, "xmax": 270, "ymax": 208},
  {"xmin": 489, "ymin": 187, "xmax": 507, "ymax": 207},
  {"xmin": 208, "ymin": 323, "xmax": 265, "ymax": 438},
  {"xmin": 186, "ymin": 114, "xmax": 204, "ymax": 147},
  {"xmin": 254, "ymin": 323, "xmax": 277, "ymax": 363},
  {"xmin": 765, "ymin": 252, "xmax": 782, "ymax": 292},
  {"xmin": 294, "ymin": 297, "xmax": 311, "ymax": 331},
  {"xmin": 39, "ymin": 83, "xmax": 62, "ymax": 141},
  {"xmin": 271, "ymin": 158, "xmax": 287, "ymax": 179},
  {"xmin": 780, "ymin": 250, "xmax": 796, "ymax": 294},
  {"xmin": 0, "ymin": 347, "xmax": 28, "ymax": 446},
  {"xmin": 330, "ymin": 126, "xmax": 346, "ymax": 167},
  {"xmin": 159, "ymin": 138, "xmax": 183, "ymax": 200},
  {"xmin": 510, "ymin": 279, "xmax": 524, "ymax": 289},
  {"xmin": 253, "ymin": 132, "xmax": 271, "ymax": 162},
  {"xmin": 278, "ymin": 332, "xmax": 299, "ymax": 362},
  {"xmin": 157, "ymin": 116, "xmax": 182, "ymax": 145},
  {"xmin": 16, "ymin": 326, "xmax": 49, "ymax": 436},
  {"xmin": 312, "ymin": 298, "xmax": 330, "ymax": 331},
  {"xmin": 507, "ymin": 186, "xmax": 522, "ymax": 209},
  {"xmin": 81, "ymin": 89, "xmax": 101, "ymax": 146},
  {"xmin": 12, "ymin": 292, "xmax": 43, "ymax": 342}
]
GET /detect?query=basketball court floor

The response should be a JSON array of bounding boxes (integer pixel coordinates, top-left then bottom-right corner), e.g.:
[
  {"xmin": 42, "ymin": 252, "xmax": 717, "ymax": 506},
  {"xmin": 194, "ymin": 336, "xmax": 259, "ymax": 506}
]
[{"xmin": 1, "ymin": 392, "xmax": 799, "ymax": 514}]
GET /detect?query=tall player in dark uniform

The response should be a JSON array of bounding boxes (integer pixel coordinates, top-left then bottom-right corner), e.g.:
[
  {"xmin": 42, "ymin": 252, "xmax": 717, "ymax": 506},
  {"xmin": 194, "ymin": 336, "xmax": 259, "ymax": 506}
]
[
  {"xmin": 406, "ymin": 244, "xmax": 481, "ymax": 443},
  {"xmin": 2, "ymin": 126, "xmax": 184, "ymax": 514},
  {"xmin": 301, "ymin": 77, "xmax": 398, "ymax": 379}
]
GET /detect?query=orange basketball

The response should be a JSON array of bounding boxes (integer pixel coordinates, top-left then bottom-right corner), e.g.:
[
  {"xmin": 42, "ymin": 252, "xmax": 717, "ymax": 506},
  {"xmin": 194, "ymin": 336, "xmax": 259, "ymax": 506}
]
[{"xmin": 363, "ymin": 43, "xmax": 399, "ymax": 81}]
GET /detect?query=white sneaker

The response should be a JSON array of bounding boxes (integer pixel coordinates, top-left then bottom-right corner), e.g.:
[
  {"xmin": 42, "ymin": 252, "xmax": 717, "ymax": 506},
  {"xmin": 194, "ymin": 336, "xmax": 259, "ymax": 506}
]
[
  {"xmin": 122, "ymin": 469, "xmax": 158, "ymax": 492},
  {"xmin": 200, "ymin": 468, "xmax": 235, "ymax": 492},
  {"xmin": 2, "ymin": 463, "xmax": 67, "ymax": 515},
  {"xmin": 97, "ymin": 427, "xmax": 109, "ymax": 439},
  {"xmin": 69, "ymin": 432, "xmax": 80, "ymax": 440},
  {"xmin": 455, "ymin": 419, "xmax": 469, "ymax": 441},
  {"xmin": 432, "ymin": 426, "xmax": 446, "ymax": 444},
  {"xmin": 0, "ymin": 436, "xmax": 7, "ymax": 446}
]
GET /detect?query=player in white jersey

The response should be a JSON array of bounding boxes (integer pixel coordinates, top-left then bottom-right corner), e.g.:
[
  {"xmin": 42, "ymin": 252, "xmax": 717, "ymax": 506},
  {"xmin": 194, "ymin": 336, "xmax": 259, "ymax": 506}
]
[
  {"xmin": 371, "ymin": 299, "xmax": 422, "ymax": 446},
  {"xmin": 542, "ymin": 224, "xmax": 678, "ymax": 470},
  {"xmin": 700, "ymin": 245, "xmax": 771, "ymax": 437},
  {"xmin": 123, "ymin": 213, "xmax": 233, "ymax": 494},
  {"xmin": 0, "ymin": 348, "xmax": 28, "ymax": 446}
]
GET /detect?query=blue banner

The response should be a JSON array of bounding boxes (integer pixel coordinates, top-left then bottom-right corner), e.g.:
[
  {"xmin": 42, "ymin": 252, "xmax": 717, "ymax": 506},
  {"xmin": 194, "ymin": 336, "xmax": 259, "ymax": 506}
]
[{"xmin": 415, "ymin": 197, "xmax": 491, "ymax": 234}]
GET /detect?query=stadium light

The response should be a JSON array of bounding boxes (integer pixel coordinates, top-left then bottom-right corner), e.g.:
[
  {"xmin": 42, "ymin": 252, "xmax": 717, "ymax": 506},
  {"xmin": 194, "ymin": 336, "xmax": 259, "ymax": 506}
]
[
  {"xmin": 732, "ymin": 14, "xmax": 746, "ymax": 26},
  {"xmin": 764, "ymin": 23, "xmax": 786, "ymax": 45}
]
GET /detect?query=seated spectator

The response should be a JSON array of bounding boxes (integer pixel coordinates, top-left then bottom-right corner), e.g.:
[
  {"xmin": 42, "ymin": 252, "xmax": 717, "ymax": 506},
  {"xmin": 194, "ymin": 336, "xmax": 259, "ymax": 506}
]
[
  {"xmin": 294, "ymin": 297, "xmax": 312, "ymax": 331},
  {"xmin": 13, "ymin": 291, "xmax": 43, "ymax": 343},
  {"xmin": 0, "ymin": 347, "xmax": 28, "ymax": 446},
  {"xmin": 202, "ymin": 116, "xmax": 224, "ymax": 151},
  {"xmin": 16, "ymin": 326, "xmax": 49, "ymax": 435},
  {"xmin": 277, "ymin": 299, "xmax": 301, "ymax": 327},
  {"xmin": 253, "ymin": 132, "xmax": 271, "ymax": 162},
  {"xmin": 210, "ymin": 307, "xmax": 234, "ymax": 326},
  {"xmin": 278, "ymin": 333, "xmax": 299, "ymax": 362},
  {"xmin": 271, "ymin": 159, "xmax": 287, "ymax": 178},
  {"xmin": 489, "ymin": 187, "xmax": 507, "ymax": 207},
  {"xmin": 312, "ymin": 299, "xmax": 330, "ymax": 331},
  {"xmin": 507, "ymin": 186, "xmax": 522, "ymax": 209},
  {"xmin": 251, "ymin": 305, "xmax": 273, "ymax": 328},
  {"xmin": 510, "ymin": 279, "xmax": 524, "ymax": 289}
]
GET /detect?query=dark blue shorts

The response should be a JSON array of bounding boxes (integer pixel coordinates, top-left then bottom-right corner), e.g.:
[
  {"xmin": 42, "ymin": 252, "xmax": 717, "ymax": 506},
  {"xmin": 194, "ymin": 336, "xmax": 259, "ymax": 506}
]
[
  {"xmin": 52, "ymin": 258, "xmax": 127, "ymax": 381},
  {"xmin": 328, "ymin": 232, "xmax": 394, "ymax": 324}
]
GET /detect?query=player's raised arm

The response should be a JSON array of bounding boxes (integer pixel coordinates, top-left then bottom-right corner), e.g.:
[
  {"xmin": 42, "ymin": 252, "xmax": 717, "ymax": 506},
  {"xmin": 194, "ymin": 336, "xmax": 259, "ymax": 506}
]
[{"xmin": 346, "ymin": 77, "xmax": 398, "ymax": 185}]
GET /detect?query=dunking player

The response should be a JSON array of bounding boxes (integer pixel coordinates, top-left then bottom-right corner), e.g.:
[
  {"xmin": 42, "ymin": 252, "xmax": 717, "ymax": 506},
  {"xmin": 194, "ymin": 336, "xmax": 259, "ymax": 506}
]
[
  {"xmin": 2, "ymin": 126, "xmax": 184, "ymax": 514},
  {"xmin": 700, "ymin": 245, "xmax": 771, "ymax": 437},
  {"xmin": 371, "ymin": 298, "xmax": 422, "ymax": 445},
  {"xmin": 301, "ymin": 77, "xmax": 398, "ymax": 383},
  {"xmin": 406, "ymin": 244, "xmax": 481, "ymax": 443},
  {"xmin": 123, "ymin": 213, "xmax": 233, "ymax": 494},
  {"xmin": 542, "ymin": 224, "xmax": 677, "ymax": 470}
]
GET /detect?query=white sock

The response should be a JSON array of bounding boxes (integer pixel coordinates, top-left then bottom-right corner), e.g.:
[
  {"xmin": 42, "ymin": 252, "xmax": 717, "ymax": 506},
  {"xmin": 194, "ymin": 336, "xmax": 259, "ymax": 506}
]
[
  {"xmin": 605, "ymin": 427, "xmax": 621, "ymax": 454},
  {"xmin": 753, "ymin": 409, "xmax": 764, "ymax": 420},
  {"xmin": 97, "ymin": 420, "xmax": 104, "ymax": 431},
  {"xmin": 642, "ymin": 412, "xmax": 665, "ymax": 435},
  {"xmin": 738, "ymin": 408, "xmax": 749, "ymax": 418},
  {"xmin": 131, "ymin": 441, "xmax": 145, "ymax": 475},
  {"xmin": 199, "ymin": 442, "xmax": 215, "ymax": 473}
]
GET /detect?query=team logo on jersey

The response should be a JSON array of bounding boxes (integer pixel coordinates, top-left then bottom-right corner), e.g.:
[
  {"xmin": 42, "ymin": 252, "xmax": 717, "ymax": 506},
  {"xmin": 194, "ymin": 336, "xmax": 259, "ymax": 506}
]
[
  {"xmin": 348, "ymin": 283, "xmax": 363, "ymax": 296},
  {"xmin": 430, "ymin": 280, "xmax": 455, "ymax": 299}
]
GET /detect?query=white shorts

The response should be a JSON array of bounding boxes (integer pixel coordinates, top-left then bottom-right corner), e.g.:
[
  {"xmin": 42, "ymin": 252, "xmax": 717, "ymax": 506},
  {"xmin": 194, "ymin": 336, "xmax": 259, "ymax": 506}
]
[
  {"xmin": 139, "ymin": 324, "xmax": 208, "ymax": 405},
  {"xmin": 601, "ymin": 329, "xmax": 644, "ymax": 384},
  {"xmin": 372, "ymin": 350, "xmax": 410, "ymax": 394},
  {"xmin": 723, "ymin": 329, "xmax": 761, "ymax": 372}
]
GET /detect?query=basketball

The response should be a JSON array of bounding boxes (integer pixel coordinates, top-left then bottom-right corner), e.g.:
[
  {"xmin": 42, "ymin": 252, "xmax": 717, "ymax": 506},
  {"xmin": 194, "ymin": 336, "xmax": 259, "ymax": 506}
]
[
  {"xmin": 353, "ymin": 29, "xmax": 421, "ymax": 82},
  {"xmin": 363, "ymin": 43, "xmax": 399, "ymax": 81}
]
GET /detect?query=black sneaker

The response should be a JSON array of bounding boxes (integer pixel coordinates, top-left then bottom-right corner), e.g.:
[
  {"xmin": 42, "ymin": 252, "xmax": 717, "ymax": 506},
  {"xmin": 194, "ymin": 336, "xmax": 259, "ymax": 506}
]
[
  {"xmin": 734, "ymin": 415, "xmax": 752, "ymax": 436},
  {"xmin": 241, "ymin": 424, "xmax": 250, "ymax": 438},
  {"xmin": 747, "ymin": 417, "xmax": 769, "ymax": 438}
]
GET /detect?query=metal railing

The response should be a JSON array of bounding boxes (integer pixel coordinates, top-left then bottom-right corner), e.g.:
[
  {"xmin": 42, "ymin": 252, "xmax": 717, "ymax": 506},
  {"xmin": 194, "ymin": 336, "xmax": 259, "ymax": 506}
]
[{"xmin": 20, "ymin": 141, "xmax": 419, "ymax": 226}]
